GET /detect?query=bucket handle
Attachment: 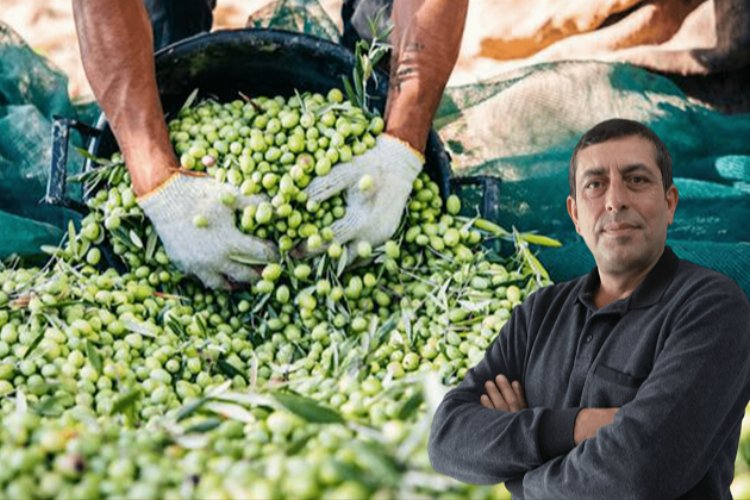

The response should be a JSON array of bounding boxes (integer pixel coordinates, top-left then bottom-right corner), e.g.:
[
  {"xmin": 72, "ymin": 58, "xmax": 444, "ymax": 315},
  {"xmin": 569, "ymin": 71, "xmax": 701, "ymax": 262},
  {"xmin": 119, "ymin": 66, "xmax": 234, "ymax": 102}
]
[
  {"xmin": 44, "ymin": 116, "xmax": 101, "ymax": 212},
  {"xmin": 448, "ymin": 175, "xmax": 502, "ymax": 221}
]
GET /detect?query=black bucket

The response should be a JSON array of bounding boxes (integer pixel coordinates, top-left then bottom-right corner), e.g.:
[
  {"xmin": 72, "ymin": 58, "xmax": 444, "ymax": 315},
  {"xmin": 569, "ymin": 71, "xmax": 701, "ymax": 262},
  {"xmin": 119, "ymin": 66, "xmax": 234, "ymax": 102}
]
[{"xmin": 47, "ymin": 28, "xmax": 500, "ymax": 217}]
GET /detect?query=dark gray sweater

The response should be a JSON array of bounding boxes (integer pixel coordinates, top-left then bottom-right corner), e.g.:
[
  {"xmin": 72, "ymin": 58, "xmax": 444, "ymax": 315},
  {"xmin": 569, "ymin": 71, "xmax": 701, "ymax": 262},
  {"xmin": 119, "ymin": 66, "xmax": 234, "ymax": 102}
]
[{"xmin": 429, "ymin": 247, "xmax": 750, "ymax": 499}]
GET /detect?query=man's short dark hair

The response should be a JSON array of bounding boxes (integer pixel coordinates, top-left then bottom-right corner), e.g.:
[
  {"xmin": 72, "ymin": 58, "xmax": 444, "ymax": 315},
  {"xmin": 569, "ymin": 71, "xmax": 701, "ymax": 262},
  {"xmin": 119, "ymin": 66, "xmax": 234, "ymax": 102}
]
[{"xmin": 568, "ymin": 119, "xmax": 673, "ymax": 198}]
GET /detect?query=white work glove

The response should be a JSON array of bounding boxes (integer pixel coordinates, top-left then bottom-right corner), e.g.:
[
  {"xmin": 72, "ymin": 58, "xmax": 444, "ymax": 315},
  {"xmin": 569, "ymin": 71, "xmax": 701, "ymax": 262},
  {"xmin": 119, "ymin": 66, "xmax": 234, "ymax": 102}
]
[
  {"xmin": 305, "ymin": 134, "xmax": 423, "ymax": 250},
  {"xmin": 138, "ymin": 172, "xmax": 278, "ymax": 289}
]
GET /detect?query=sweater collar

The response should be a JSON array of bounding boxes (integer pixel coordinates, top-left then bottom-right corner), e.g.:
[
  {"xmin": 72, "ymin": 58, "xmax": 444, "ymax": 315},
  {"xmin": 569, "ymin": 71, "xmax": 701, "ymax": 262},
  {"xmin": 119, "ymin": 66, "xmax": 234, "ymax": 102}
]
[{"xmin": 578, "ymin": 246, "xmax": 679, "ymax": 313}]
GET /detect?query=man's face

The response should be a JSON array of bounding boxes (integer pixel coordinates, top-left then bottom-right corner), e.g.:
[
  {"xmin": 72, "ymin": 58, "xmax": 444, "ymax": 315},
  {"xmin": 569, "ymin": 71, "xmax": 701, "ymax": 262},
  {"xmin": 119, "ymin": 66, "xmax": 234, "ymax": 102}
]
[{"xmin": 566, "ymin": 135, "xmax": 678, "ymax": 276}]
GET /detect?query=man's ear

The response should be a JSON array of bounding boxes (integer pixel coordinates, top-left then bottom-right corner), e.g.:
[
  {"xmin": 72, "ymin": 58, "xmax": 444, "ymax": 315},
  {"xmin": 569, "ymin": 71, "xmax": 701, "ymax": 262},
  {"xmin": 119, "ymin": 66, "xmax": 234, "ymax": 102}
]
[
  {"xmin": 566, "ymin": 195, "xmax": 581, "ymax": 234},
  {"xmin": 665, "ymin": 185, "xmax": 679, "ymax": 225}
]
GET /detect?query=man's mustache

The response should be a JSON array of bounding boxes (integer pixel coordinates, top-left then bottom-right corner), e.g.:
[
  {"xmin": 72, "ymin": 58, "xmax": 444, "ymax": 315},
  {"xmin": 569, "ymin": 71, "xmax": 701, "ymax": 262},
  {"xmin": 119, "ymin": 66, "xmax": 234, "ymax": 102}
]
[{"xmin": 595, "ymin": 213, "xmax": 644, "ymax": 233}]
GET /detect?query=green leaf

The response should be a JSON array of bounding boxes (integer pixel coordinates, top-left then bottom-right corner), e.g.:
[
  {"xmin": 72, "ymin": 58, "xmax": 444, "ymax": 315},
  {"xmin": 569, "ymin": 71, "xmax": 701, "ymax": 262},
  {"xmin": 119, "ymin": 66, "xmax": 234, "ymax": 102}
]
[
  {"xmin": 16, "ymin": 389, "xmax": 28, "ymax": 415},
  {"xmin": 145, "ymin": 231, "xmax": 159, "ymax": 262},
  {"xmin": 111, "ymin": 389, "xmax": 142, "ymax": 415},
  {"xmin": 315, "ymin": 254, "xmax": 327, "ymax": 280},
  {"xmin": 129, "ymin": 230, "xmax": 144, "ymax": 249},
  {"xmin": 348, "ymin": 441, "xmax": 401, "ymax": 486},
  {"xmin": 216, "ymin": 357, "xmax": 248, "ymax": 383},
  {"xmin": 287, "ymin": 431, "xmax": 315, "ymax": 455},
  {"xmin": 67, "ymin": 220, "xmax": 78, "ymax": 257},
  {"xmin": 181, "ymin": 88, "xmax": 200, "ymax": 112},
  {"xmin": 374, "ymin": 315, "xmax": 398, "ymax": 342},
  {"xmin": 176, "ymin": 397, "xmax": 208, "ymax": 422},
  {"xmin": 22, "ymin": 330, "xmax": 45, "ymax": 360},
  {"xmin": 205, "ymin": 401, "xmax": 254, "ymax": 423},
  {"xmin": 85, "ymin": 340, "xmax": 103, "ymax": 374},
  {"xmin": 336, "ymin": 247, "xmax": 348, "ymax": 278},
  {"xmin": 40, "ymin": 245, "xmax": 63, "ymax": 257},
  {"xmin": 194, "ymin": 314, "xmax": 208, "ymax": 337},
  {"xmin": 273, "ymin": 392, "xmax": 344, "ymax": 424},
  {"xmin": 341, "ymin": 76, "xmax": 357, "ymax": 108},
  {"xmin": 166, "ymin": 317, "xmax": 188, "ymax": 340},
  {"xmin": 184, "ymin": 418, "xmax": 222, "ymax": 434},
  {"xmin": 518, "ymin": 232, "xmax": 562, "ymax": 248},
  {"xmin": 397, "ymin": 392, "xmax": 424, "ymax": 420},
  {"xmin": 34, "ymin": 395, "xmax": 66, "ymax": 417},
  {"xmin": 522, "ymin": 247, "xmax": 549, "ymax": 281},
  {"xmin": 228, "ymin": 253, "xmax": 268, "ymax": 266},
  {"xmin": 73, "ymin": 146, "xmax": 111, "ymax": 166},
  {"xmin": 473, "ymin": 218, "xmax": 510, "ymax": 237}
]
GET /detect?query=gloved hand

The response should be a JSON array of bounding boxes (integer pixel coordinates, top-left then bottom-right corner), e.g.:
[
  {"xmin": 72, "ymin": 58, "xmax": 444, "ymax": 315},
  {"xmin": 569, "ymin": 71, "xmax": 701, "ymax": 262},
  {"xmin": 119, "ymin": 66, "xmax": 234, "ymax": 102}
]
[
  {"xmin": 138, "ymin": 172, "xmax": 278, "ymax": 289},
  {"xmin": 305, "ymin": 134, "xmax": 423, "ymax": 251}
]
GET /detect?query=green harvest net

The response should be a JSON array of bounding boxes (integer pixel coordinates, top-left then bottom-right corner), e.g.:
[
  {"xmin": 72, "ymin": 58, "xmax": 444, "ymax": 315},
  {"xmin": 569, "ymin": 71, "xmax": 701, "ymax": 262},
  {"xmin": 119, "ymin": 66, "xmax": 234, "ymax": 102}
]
[
  {"xmin": 0, "ymin": 23, "xmax": 97, "ymax": 262},
  {"xmin": 2, "ymin": 0, "xmax": 749, "ymax": 295}
]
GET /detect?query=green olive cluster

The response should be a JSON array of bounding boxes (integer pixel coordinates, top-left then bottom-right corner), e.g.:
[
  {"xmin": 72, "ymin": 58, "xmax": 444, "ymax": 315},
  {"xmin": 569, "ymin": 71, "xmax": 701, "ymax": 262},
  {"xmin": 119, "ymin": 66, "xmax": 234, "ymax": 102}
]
[
  {"xmin": 0, "ymin": 91, "xmax": 553, "ymax": 499},
  {"xmin": 169, "ymin": 89, "xmax": 383, "ymax": 252}
]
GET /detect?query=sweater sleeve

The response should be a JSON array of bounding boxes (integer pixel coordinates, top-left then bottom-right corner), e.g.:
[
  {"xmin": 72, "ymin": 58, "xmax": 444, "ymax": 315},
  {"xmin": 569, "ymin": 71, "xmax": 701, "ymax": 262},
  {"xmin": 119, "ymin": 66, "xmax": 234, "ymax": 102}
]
[
  {"xmin": 522, "ymin": 279, "xmax": 750, "ymax": 499},
  {"xmin": 428, "ymin": 290, "xmax": 581, "ymax": 484}
]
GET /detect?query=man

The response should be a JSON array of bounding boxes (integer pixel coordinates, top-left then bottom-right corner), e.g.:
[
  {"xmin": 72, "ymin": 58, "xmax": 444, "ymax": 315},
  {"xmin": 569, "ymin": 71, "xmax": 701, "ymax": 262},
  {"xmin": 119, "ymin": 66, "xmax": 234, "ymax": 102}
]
[
  {"xmin": 71, "ymin": 0, "xmax": 467, "ymax": 289},
  {"xmin": 428, "ymin": 118, "xmax": 750, "ymax": 499}
]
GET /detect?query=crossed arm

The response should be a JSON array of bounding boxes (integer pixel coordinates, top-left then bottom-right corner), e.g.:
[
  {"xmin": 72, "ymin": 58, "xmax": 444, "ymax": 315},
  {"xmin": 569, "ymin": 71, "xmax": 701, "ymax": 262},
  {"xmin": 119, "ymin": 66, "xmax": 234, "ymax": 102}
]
[{"xmin": 480, "ymin": 374, "xmax": 618, "ymax": 445}]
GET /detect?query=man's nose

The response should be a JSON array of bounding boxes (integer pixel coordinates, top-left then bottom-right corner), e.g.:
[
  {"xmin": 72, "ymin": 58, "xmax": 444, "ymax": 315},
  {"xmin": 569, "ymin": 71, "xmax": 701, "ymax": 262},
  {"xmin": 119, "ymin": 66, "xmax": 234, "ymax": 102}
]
[{"xmin": 605, "ymin": 177, "xmax": 629, "ymax": 212}]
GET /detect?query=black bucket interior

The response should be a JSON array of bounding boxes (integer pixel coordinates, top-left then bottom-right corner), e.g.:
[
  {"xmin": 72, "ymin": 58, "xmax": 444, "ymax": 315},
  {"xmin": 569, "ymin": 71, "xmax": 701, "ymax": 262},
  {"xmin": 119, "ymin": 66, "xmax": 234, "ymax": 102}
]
[{"xmin": 87, "ymin": 28, "xmax": 453, "ymax": 199}]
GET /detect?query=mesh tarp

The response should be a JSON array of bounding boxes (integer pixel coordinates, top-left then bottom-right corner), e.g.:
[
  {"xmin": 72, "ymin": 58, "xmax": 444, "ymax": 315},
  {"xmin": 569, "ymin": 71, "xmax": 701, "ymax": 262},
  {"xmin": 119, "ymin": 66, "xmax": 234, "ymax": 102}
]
[{"xmin": 0, "ymin": 22, "xmax": 96, "ymax": 261}]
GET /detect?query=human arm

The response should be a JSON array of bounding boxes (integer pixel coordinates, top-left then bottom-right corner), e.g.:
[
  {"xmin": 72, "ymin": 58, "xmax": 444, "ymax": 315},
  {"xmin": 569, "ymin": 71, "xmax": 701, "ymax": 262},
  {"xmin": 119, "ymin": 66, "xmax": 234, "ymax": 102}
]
[
  {"xmin": 72, "ymin": 1, "xmax": 277, "ymax": 288},
  {"xmin": 428, "ymin": 293, "xmax": 583, "ymax": 484},
  {"xmin": 385, "ymin": 0, "xmax": 467, "ymax": 153},
  {"xmin": 304, "ymin": 0, "xmax": 468, "ymax": 251},
  {"xmin": 72, "ymin": 0, "xmax": 174, "ymax": 195},
  {"xmin": 521, "ymin": 282, "xmax": 750, "ymax": 499}
]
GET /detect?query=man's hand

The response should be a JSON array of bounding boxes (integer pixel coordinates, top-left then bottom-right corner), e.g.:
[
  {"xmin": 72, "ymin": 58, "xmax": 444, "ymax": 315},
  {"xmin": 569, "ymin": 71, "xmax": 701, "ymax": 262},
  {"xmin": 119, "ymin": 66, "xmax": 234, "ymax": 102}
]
[
  {"xmin": 480, "ymin": 374, "xmax": 528, "ymax": 412},
  {"xmin": 303, "ymin": 134, "xmax": 422, "ymax": 251},
  {"xmin": 573, "ymin": 407, "xmax": 619, "ymax": 444},
  {"xmin": 138, "ymin": 172, "xmax": 278, "ymax": 290}
]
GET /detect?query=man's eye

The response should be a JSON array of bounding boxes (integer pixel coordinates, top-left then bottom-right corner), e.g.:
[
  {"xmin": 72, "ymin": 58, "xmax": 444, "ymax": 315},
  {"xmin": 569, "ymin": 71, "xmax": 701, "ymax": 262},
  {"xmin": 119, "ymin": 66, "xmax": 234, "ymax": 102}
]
[
  {"xmin": 585, "ymin": 181, "xmax": 602, "ymax": 189},
  {"xmin": 629, "ymin": 176, "xmax": 647, "ymax": 184}
]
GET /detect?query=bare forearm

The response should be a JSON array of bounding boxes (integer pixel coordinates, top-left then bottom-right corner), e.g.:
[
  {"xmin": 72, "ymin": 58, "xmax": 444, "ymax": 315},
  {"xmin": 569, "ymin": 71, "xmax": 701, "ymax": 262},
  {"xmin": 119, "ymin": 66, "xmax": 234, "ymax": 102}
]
[
  {"xmin": 72, "ymin": 0, "xmax": 175, "ymax": 194},
  {"xmin": 385, "ymin": 0, "xmax": 467, "ymax": 153},
  {"xmin": 573, "ymin": 407, "xmax": 618, "ymax": 444}
]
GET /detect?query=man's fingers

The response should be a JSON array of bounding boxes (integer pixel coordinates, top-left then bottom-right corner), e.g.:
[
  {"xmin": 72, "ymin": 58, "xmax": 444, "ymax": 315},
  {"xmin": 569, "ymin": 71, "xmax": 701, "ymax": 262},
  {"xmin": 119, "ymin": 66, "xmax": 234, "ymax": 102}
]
[
  {"xmin": 512, "ymin": 380, "xmax": 527, "ymax": 408},
  {"xmin": 480, "ymin": 394, "xmax": 494, "ymax": 409},
  {"xmin": 495, "ymin": 375, "xmax": 521, "ymax": 412},
  {"xmin": 483, "ymin": 380, "xmax": 509, "ymax": 411}
]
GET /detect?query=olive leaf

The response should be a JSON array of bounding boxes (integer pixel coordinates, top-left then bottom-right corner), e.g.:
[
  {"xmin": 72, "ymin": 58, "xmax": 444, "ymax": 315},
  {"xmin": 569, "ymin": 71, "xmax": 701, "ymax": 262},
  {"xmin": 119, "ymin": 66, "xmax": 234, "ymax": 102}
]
[
  {"xmin": 180, "ymin": 88, "xmax": 200, "ymax": 113},
  {"xmin": 129, "ymin": 230, "xmax": 144, "ymax": 250},
  {"xmin": 518, "ymin": 232, "xmax": 562, "ymax": 248},
  {"xmin": 145, "ymin": 230, "xmax": 159, "ymax": 262},
  {"xmin": 112, "ymin": 389, "xmax": 142, "ymax": 415},
  {"xmin": 397, "ymin": 392, "xmax": 424, "ymax": 420},
  {"xmin": 348, "ymin": 441, "xmax": 401, "ymax": 486},
  {"xmin": 22, "ymin": 330, "xmax": 45, "ymax": 360},
  {"xmin": 216, "ymin": 356, "xmax": 248, "ymax": 383},
  {"xmin": 85, "ymin": 340, "xmax": 103, "ymax": 374},
  {"xmin": 273, "ymin": 392, "xmax": 344, "ymax": 424},
  {"xmin": 15, "ymin": 388, "xmax": 28, "ymax": 415},
  {"xmin": 183, "ymin": 418, "xmax": 222, "ymax": 434},
  {"xmin": 33, "ymin": 395, "xmax": 67, "ymax": 417},
  {"xmin": 176, "ymin": 397, "xmax": 209, "ymax": 422},
  {"xmin": 204, "ymin": 401, "xmax": 254, "ymax": 423},
  {"xmin": 228, "ymin": 253, "xmax": 268, "ymax": 266},
  {"xmin": 336, "ymin": 246, "xmax": 348, "ymax": 278}
]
